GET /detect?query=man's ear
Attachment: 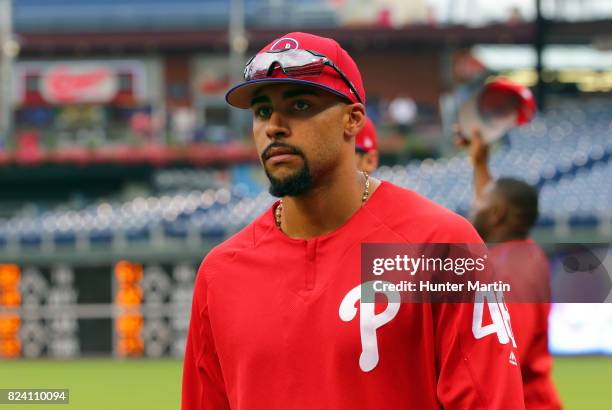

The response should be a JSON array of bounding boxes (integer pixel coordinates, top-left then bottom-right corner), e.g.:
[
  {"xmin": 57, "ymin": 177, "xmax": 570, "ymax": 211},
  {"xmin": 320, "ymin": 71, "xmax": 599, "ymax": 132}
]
[
  {"xmin": 490, "ymin": 199, "xmax": 509, "ymax": 226},
  {"xmin": 344, "ymin": 103, "xmax": 366, "ymax": 140}
]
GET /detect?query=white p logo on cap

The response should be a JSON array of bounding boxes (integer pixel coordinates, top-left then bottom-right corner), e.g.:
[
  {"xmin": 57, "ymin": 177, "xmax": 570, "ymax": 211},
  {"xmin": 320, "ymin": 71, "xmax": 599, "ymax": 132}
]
[{"xmin": 269, "ymin": 37, "xmax": 299, "ymax": 51}]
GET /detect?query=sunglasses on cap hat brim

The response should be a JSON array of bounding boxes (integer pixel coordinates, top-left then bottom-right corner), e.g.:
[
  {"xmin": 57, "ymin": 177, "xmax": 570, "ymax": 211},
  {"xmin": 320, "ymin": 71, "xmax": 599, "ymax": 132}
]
[{"xmin": 226, "ymin": 48, "xmax": 363, "ymax": 108}]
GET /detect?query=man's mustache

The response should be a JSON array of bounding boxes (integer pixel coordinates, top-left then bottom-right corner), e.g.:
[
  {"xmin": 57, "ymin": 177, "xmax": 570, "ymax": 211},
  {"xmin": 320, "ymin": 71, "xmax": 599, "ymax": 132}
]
[{"xmin": 261, "ymin": 142, "xmax": 304, "ymax": 162}]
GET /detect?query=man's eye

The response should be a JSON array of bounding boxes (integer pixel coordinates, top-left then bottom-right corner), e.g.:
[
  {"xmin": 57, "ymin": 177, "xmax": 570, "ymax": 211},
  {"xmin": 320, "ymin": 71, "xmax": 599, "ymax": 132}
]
[
  {"xmin": 254, "ymin": 107, "xmax": 272, "ymax": 119},
  {"xmin": 293, "ymin": 100, "xmax": 310, "ymax": 111}
]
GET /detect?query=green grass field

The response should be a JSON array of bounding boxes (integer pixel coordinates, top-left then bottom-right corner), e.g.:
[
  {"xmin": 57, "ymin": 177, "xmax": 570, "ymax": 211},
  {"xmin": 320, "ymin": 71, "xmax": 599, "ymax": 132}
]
[{"xmin": 0, "ymin": 357, "xmax": 610, "ymax": 409}]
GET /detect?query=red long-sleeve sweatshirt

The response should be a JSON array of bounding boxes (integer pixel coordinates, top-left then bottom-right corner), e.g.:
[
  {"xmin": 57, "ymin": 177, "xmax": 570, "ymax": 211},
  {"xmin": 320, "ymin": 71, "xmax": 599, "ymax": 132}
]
[
  {"xmin": 490, "ymin": 240, "xmax": 563, "ymax": 410},
  {"xmin": 183, "ymin": 181, "xmax": 525, "ymax": 409}
]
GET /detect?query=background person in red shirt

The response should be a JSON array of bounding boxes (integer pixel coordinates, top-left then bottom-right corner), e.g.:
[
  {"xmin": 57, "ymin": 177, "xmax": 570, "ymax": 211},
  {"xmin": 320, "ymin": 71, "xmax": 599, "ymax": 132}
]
[
  {"xmin": 182, "ymin": 32, "xmax": 525, "ymax": 409},
  {"xmin": 355, "ymin": 116, "xmax": 379, "ymax": 173},
  {"xmin": 459, "ymin": 129, "xmax": 563, "ymax": 409}
]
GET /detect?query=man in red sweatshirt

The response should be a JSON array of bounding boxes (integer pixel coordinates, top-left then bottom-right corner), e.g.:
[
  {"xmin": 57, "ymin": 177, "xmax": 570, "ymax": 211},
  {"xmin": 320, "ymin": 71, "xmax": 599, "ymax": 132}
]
[
  {"xmin": 459, "ymin": 129, "xmax": 563, "ymax": 409},
  {"xmin": 182, "ymin": 32, "xmax": 525, "ymax": 409}
]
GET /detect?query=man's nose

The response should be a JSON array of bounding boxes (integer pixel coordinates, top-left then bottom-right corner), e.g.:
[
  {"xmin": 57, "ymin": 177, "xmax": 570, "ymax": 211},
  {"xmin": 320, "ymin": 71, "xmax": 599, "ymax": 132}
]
[{"xmin": 265, "ymin": 111, "xmax": 290, "ymax": 140}]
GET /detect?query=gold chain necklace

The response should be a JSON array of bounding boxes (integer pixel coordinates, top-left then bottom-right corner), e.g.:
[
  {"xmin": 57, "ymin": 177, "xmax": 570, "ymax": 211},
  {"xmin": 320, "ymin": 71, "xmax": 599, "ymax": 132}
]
[{"xmin": 275, "ymin": 171, "xmax": 370, "ymax": 229}]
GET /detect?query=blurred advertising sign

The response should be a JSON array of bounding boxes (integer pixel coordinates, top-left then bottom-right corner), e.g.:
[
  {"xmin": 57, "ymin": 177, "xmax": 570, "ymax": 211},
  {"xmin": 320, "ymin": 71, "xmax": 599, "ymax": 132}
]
[
  {"xmin": 41, "ymin": 65, "xmax": 118, "ymax": 104},
  {"xmin": 193, "ymin": 56, "xmax": 231, "ymax": 97},
  {"xmin": 549, "ymin": 303, "xmax": 612, "ymax": 355},
  {"xmin": 197, "ymin": 70, "xmax": 230, "ymax": 95},
  {"xmin": 14, "ymin": 60, "xmax": 150, "ymax": 106}
]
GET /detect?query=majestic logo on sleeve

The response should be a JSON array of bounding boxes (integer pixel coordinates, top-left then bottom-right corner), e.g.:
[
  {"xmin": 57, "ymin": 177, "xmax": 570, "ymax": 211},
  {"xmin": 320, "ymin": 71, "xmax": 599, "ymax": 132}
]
[
  {"xmin": 270, "ymin": 37, "xmax": 299, "ymax": 51},
  {"xmin": 339, "ymin": 282, "xmax": 400, "ymax": 372},
  {"xmin": 508, "ymin": 350, "xmax": 518, "ymax": 366}
]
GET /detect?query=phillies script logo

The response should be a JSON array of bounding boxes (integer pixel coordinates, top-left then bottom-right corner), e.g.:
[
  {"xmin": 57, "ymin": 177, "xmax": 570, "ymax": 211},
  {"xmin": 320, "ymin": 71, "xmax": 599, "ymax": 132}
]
[
  {"xmin": 339, "ymin": 282, "xmax": 400, "ymax": 372},
  {"xmin": 269, "ymin": 37, "xmax": 299, "ymax": 51},
  {"xmin": 42, "ymin": 65, "xmax": 119, "ymax": 104}
]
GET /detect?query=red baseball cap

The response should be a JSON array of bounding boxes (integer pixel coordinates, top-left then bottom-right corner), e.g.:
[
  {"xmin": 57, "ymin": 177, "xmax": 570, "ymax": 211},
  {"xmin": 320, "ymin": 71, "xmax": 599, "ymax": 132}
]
[
  {"xmin": 355, "ymin": 117, "xmax": 377, "ymax": 153},
  {"xmin": 482, "ymin": 78, "xmax": 536, "ymax": 125},
  {"xmin": 226, "ymin": 32, "xmax": 365, "ymax": 109}
]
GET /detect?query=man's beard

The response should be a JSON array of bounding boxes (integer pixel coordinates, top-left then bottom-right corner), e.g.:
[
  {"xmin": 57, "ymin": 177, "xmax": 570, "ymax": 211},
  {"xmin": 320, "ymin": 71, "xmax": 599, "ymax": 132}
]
[
  {"xmin": 262, "ymin": 142, "xmax": 313, "ymax": 197},
  {"xmin": 266, "ymin": 163, "xmax": 313, "ymax": 197}
]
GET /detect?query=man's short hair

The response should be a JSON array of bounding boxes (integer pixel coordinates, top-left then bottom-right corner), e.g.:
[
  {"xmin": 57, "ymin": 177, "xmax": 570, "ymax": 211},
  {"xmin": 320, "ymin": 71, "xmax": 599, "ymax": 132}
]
[{"xmin": 494, "ymin": 177, "xmax": 539, "ymax": 231}]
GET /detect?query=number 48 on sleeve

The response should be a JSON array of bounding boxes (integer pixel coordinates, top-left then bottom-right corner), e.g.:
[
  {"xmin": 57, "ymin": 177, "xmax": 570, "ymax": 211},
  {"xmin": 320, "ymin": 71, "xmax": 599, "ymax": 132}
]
[{"xmin": 472, "ymin": 290, "xmax": 517, "ymax": 348}]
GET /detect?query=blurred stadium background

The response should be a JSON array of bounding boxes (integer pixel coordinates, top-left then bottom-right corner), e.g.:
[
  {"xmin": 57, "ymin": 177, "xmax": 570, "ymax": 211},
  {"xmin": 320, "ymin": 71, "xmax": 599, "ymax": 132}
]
[{"xmin": 0, "ymin": 0, "xmax": 611, "ymax": 409}]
